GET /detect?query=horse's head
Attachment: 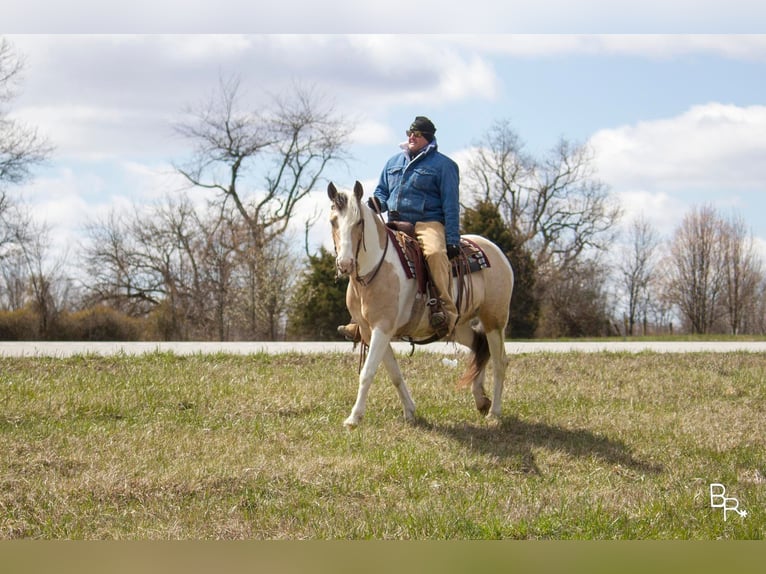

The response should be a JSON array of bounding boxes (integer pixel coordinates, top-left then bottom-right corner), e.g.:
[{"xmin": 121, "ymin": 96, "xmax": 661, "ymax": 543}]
[{"xmin": 328, "ymin": 181, "xmax": 365, "ymax": 277}]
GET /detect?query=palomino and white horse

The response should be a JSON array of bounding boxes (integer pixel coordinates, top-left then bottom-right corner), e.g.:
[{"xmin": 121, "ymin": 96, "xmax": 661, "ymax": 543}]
[{"xmin": 328, "ymin": 181, "xmax": 514, "ymax": 429}]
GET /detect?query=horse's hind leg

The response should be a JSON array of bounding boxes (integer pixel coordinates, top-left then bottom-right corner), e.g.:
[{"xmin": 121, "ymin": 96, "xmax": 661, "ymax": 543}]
[
  {"xmin": 486, "ymin": 328, "xmax": 508, "ymax": 420},
  {"xmin": 380, "ymin": 345, "xmax": 416, "ymax": 424},
  {"xmin": 454, "ymin": 323, "xmax": 492, "ymax": 416}
]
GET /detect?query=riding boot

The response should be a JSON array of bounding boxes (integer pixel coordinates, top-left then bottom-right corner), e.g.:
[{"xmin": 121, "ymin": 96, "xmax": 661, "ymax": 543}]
[
  {"xmin": 337, "ymin": 322, "xmax": 361, "ymax": 342},
  {"xmin": 415, "ymin": 222, "xmax": 459, "ymax": 340},
  {"xmin": 428, "ymin": 300, "xmax": 451, "ymax": 339},
  {"xmin": 428, "ymin": 293, "xmax": 458, "ymax": 339}
]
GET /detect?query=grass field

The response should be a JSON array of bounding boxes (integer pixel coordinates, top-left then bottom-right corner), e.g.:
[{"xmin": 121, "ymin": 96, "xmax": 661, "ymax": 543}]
[{"xmin": 1, "ymin": 349, "xmax": 764, "ymax": 539}]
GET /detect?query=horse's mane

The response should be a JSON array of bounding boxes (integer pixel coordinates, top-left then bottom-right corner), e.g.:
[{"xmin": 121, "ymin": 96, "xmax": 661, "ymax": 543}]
[
  {"xmin": 331, "ymin": 187, "xmax": 363, "ymax": 221},
  {"xmin": 346, "ymin": 189, "xmax": 363, "ymax": 222}
]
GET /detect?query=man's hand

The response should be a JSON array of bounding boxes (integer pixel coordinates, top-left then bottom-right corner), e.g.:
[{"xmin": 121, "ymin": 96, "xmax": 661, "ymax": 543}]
[
  {"xmin": 447, "ymin": 244, "xmax": 461, "ymax": 260},
  {"xmin": 367, "ymin": 196, "xmax": 382, "ymax": 213}
]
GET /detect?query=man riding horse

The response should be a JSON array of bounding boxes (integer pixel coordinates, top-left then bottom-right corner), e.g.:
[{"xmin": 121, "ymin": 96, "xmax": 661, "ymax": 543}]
[{"xmin": 338, "ymin": 115, "xmax": 460, "ymax": 341}]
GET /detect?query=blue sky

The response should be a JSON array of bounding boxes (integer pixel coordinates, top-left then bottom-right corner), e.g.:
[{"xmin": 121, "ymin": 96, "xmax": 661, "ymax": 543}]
[{"xmin": 3, "ymin": 10, "xmax": 766, "ymax": 267}]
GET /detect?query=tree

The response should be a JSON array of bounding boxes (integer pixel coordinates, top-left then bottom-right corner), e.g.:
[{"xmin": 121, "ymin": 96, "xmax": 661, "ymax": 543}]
[
  {"xmin": 193, "ymin": 204, "xmax": 242, "ymax": 341},
  {"xmin": 0, "ymin": 202, "xmax": 72, "ymax": 338},
  {"xmin": 1, "ymin": 37, "xmax": 52, "ymax": 267},
  {"xmin": 173, "ymin": 76, "xmax": 351, "ymax": 340},
  {"xmin": 662, "ymin": 205, "xmax": 765, "ymax": 335},
  {"xmin": 618, "ymin": 215, "xmax": 660, "ymax": 336},
  {"xmin": 80, "ymin": 190, "xmax": 306, "ymax": 341},
  {"xmin": 462, "ymin": 119, "xmax": 621, "ymax": 337},
  {"xmin": 663, "ymin": 205, "xmax": 725, "ymax": 334},
  {"xmin": 237, "ymin": 234, "xmax": 300, "ymax": 341},
  {"xmin": 82, "ymin": 195, "xmax": 223, "ymax": 340},
  {"xmin": 462, "ymin": 199, "xmax": 538, "ymax": 338},
  {"xmin": 0, "ymin": 38, "xmax": 51, "ymax": 188},
  {"xmin": 174, "ymin": 76, "xmax": 351, "ymax": 250},
  {"xmin": 82, "ymin": 208, "xmax": 168, "ymax": 318},
  {"xmin": 287, "ymin": 247, "xmax": 350, "ymax": 341},
  {"xmin": 719, "ymin": 213, "xmax": 763, "ymax": 335},
  {"xmin": 463, "ymin": 119, "xmax": 621, "ymax": 274},
  {"xmin": 537, "ymin": 258, "xmax": 614, "ymax": 338}
]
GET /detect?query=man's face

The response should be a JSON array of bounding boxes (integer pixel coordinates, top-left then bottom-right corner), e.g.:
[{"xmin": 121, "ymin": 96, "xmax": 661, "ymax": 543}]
[{"xmin": 406, "ymin": 130, "xmax": 429, "ymax": 154}]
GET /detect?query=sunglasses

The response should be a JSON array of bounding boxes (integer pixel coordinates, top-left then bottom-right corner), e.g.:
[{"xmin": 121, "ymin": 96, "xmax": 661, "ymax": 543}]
[{"xmin": 406, "ymin": 130, "xmax": 426, "ymax": 138}]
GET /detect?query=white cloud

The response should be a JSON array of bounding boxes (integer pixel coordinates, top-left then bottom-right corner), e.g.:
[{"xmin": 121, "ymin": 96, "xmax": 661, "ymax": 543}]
[
  {"xmin": 7, "ymin": 35, "xmax": 501, "ymax": 163},
  {"xmin": 10, "ymin": 104, "xmax": 178, "ymax": 160},
  {"xmin": 349, "ymin": 120, "xmax": 394, "ymax": 146},
  {"xmin": 590, "ymin": 103, "xmax": 766, "ymax": 192},
  {"xmin": 612, "ymin": 190, "xmax": 686, "ymax": 240},
  {"xmin": 591, "ymin": 102, "xmax": 766, "ymax": 249},
  {"xmin": 460, "ymin": 34, "xmax": 766, "ymax": 60},
  {"xmin": 6, "ymin": 33, "xmax": 765, "ymax": 268},
  {"xmin": 3, "ymin": 1, "xmax": 765, "ymax": 33}
]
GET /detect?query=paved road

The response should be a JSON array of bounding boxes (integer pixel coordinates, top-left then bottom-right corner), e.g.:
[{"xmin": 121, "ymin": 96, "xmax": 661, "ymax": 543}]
[{"xmin": 1, "ymin": 340, "xmax": 765, "ymax": 357}]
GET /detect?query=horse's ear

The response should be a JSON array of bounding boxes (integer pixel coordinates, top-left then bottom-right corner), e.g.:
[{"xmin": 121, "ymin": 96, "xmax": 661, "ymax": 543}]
[
  {"xmin": 327, "ymin": 182, "xmax": 338, "ymax": 202},
  {"xmin": 353, "ymin": 181, "xmax": 364, "ymax": 201}
]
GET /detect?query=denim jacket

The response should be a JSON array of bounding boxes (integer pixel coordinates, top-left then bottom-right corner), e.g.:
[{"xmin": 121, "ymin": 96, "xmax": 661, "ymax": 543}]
[{"xmin": 372, "ymin": 138, "xmax": 460, "ymax": 245}]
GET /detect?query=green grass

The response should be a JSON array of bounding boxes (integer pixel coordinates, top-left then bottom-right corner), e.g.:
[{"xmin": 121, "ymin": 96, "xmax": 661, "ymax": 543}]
[{"xmin": 1, "ymin": 350, "xmax": 764, "ymax": 539}]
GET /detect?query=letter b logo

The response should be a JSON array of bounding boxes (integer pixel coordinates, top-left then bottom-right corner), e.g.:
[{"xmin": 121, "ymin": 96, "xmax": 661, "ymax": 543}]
[{"xmin": 710, "ymin": 483, "xmax": 746, "ymax": 520}]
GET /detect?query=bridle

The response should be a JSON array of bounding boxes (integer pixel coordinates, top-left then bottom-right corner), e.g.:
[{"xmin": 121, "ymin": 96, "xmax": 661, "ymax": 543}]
[{"xmin": 350, "ymin": 205, "xmax": 389, "ymax": 287}]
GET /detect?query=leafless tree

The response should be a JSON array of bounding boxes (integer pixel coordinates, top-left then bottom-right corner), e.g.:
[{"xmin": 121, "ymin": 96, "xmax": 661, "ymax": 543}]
[
  {"xmin": 243, "ymin": 234, "xmax": 300, "ymax": 341},
  {"xmin": 0, "ymin": 37, "xmax": 52, "ymax": 189},
  {"xmin": 81, "ymin": 195, "xmax": 208, "ymax": 339},
  {"xmin": 463, "ymin": 119, "xmax": 621, "ymax": 336},
  {"xmin": 747, "ymin": 278, "xmax": 766, "ymax": 335},
  {"xmin": 662, "ymin": 205, "xmax": 765, "ymax": 335},
  {"xmin": 464, "ymin": 119, "xmax": 622, "ymax": 275},
  {"xmin": 173, "ymin": 76, "xmax": 350, "ymax": 340},
  {"xmin": 0, "ymin": 202, "xmax": 71, "ymax": 336},
  {"xmin": 1, "ymin": 37, "xmax": 52, "ymax": 262},
  {"xmin": 1, "ymin": 36, "xmax": 56, "ymax": 334},
  {"xmin": 20, "ymin": 222, "xmax": 72, "ymax": 337},
  {"xmin": 174, "ymin": 76, "xmax": 351, "ymax": 250},
  {"xmin": 719, "ymin": 213, "xmax": 763, "ymax": 335},
  {"xmin": 0, "ymin": 200, "xmax": 32, "ymax": 310},
  {"xmin": 193, "ymin": 203, "xmax": 244, "ymax": 341},
  {"xmin": 619, "ymin": 215, "xmax": 660, "ymax": 335},
  {"xmin": 80, "ymin": 191, "xmax": 303, "ymax": 341},
  {"xmin": 536, "ymin": 257, "xmax": 614, "ymax": 338},
  {"xmin": 664, "ymin": 205, "xmax": 725, "ymax": 334}
]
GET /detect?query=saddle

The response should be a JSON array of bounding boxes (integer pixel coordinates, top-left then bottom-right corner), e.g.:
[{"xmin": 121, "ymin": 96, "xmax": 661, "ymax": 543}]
[{"xmin": 385, "ymin": 222, "xmax": 491, "ymax": 341}]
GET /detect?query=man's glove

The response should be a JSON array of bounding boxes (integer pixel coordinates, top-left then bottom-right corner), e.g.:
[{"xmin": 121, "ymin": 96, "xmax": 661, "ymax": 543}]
[
  {"xmin": 447, "ymin": 243, "xmax": 461, "ymax": 260},
  {"xmin": 367, "ymin": 196, "xmax": 382, "ymax": 213}
]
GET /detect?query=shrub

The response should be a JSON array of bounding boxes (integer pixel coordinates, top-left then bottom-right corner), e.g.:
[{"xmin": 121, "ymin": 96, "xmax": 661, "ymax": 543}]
[
  {"xmin": 0, "ymin": 307, "xmax": 40, "ymax": 340},
  {"xmin": 57, "ymin": 306, "xmax": 144, "ymax": 341}
]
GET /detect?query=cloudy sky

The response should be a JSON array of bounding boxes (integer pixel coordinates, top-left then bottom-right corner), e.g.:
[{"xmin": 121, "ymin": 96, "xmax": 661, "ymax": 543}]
[{"xmin": 3, "ymin": 3, "xmax": 766, "ymax": 265}]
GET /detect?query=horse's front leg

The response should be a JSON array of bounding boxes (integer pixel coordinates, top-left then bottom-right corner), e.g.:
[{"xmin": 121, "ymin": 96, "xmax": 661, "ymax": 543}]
[{"xmin": 344, "ymin": 327, "xmax": 391, "ymax": 429}]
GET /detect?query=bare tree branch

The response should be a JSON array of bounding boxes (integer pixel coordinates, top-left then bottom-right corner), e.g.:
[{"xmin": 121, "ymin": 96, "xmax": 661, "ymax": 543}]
[
  {"xmin": 0, "ymin": 37, "xmax": 53, "ymax": 188},
  {"xmin": 464, "ymin": 120, "xmax": 621, "ymax": 275}
]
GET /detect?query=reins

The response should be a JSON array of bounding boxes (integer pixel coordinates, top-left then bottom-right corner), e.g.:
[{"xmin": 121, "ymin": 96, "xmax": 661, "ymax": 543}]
[{"xmin": 353, "ymin": 206, "xmax": 389, "ymax": 287}]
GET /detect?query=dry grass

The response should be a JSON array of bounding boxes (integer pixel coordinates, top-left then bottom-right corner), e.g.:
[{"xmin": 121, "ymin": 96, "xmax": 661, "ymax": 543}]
[{"xmin": 1, "ymin": 350, "xmax": 764, "ymax": 539}]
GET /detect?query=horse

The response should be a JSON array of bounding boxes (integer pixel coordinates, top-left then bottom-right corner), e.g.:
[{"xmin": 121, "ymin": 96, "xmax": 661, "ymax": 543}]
[{"xmin": 328, "ymin": 181, "xmax": 514, "ymax": 429}]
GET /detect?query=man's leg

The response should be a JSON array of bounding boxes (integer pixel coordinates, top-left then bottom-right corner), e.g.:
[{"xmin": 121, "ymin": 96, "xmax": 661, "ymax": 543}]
[{"xmin": 415, "ymin": 221, "xmax": 458, "ymax": 337}]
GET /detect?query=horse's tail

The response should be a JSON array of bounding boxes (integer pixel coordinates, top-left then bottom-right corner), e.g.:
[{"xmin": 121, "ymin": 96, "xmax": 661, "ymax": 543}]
[{"xmin": 458, "ymin": 325, "xmax": 490, "ymax": 388}]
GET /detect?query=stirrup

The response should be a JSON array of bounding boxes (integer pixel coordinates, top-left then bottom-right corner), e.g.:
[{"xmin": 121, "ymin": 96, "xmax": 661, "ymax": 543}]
[{"xmin": 429, "ymin": 312, "xmax": 450, "ymax": 339}]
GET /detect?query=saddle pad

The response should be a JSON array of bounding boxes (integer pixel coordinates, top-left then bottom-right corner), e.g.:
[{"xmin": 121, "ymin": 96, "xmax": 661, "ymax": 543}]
[
  {"xmin": 457, "ymin": 237, "xmax": 492, "ymax": 275},
  {"xmin": 388, "ymin": 230, "xmax": 491, "ymax": 283}
]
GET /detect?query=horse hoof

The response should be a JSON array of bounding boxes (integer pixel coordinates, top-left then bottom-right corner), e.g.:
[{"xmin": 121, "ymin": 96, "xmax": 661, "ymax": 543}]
[
  {"xmin": 485, "ymin": 412, "xmax": 501, "ymax": 426},
  {"xmin": 343, "ymin": 415, "xmax": 361, "ymax": 429},
  {"xmin": 476, "ymin": 397, "xmax": 492, "ymax": 416}
]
